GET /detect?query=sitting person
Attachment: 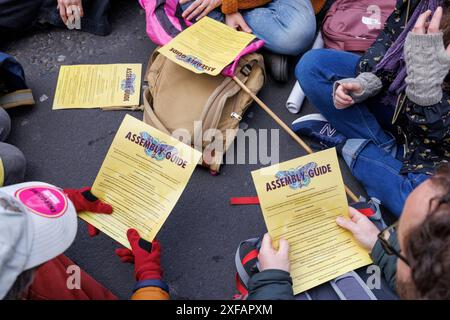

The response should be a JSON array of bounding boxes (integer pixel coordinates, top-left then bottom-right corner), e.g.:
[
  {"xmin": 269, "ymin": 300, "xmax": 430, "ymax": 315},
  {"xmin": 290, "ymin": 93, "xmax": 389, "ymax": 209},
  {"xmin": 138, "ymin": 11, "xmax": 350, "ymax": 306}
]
[
  {"xmin": 293, "ymin": 2, "xmax": 449, "ymax": 216},
  {"xmin": 0, "ymin": 183, "xmax": 168, "ymax": 300},
  {"xmin": 179, "ymin": 0, "xmax": 326, "ymax": 82},
  {"xmin": 247, "ymin": 163, "xmax": 450, "ymax": 299},
  {"xmin": 0, "ymin": 108, "xmax": 26, "ymax": 186},
  {"xmin": 0, "ymin": 0, "xmax": 112, "ymax": 39},
  {"xmin": 0, "ymin": 52, "xmax": 28, "ymax": 187}
]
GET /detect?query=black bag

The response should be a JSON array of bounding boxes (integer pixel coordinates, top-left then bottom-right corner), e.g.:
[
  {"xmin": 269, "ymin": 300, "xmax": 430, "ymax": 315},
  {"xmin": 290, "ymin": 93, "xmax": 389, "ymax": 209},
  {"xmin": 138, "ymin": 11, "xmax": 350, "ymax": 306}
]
[{"xmin": 0, "ymin": 0, "xmax": 43, "ymax": 38}]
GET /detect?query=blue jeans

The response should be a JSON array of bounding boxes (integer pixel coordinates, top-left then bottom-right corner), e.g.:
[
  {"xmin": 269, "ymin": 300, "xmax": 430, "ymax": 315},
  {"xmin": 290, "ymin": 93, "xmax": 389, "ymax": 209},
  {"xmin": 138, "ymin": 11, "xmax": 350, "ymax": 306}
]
[
  {"xmin": 181, "ymin": 0, "xmax": 316, "ymax": 55},
  {"xmin": 296, "ymin": 49, "xmax": 428, "ymax": 217}
]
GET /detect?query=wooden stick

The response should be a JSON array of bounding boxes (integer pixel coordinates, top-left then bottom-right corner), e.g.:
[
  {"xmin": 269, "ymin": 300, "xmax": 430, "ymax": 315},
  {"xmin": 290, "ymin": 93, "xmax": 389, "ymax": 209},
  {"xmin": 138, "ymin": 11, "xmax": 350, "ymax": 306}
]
[{"xmin": 233, "ymin": 76, "xmax": 359, "ymax": 203}]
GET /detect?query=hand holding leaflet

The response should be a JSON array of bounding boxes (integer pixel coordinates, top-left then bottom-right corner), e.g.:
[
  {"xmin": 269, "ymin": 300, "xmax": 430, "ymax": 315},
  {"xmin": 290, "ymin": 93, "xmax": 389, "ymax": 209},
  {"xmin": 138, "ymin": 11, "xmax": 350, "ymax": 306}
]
[
  {"xmin": 251, "ymin": 148, "xmax": 372, "ymax": 294},
  {"xmin": 78, "ymin": 115, "xmax": 202, "ymax": 248}
]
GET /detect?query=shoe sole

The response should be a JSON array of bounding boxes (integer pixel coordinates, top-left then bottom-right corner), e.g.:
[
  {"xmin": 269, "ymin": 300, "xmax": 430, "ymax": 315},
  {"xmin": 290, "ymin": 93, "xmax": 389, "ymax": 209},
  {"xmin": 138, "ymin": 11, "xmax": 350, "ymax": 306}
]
[
  {"xmin": 278, "ymin": 56, "xmax": 288, "ymax": 83},
  {"xmin": 292, "ymin": 113, "xmax": 328, "ymax": 126}
]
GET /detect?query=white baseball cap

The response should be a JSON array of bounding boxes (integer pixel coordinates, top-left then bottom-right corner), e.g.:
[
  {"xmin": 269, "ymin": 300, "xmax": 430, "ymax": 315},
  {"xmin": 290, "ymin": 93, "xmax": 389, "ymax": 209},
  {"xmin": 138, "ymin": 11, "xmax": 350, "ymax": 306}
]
[{"xmin": 0, "ymin": 182, "xmax": 77, "ymax": 299}]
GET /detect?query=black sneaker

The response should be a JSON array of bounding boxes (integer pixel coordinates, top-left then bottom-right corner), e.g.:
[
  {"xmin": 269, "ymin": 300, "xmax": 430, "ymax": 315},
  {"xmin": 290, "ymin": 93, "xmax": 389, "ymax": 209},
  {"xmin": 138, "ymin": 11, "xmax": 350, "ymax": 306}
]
[{"xmin": 261, "ymin": 50, "xmax": 288, "ymax": 83}]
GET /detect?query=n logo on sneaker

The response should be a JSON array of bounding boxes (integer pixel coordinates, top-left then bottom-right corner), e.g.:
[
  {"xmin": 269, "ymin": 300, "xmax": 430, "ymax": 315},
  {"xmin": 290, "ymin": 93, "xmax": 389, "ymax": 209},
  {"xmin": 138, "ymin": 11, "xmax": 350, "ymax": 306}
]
[{"xmin": 319, "ymin": 124, "xmax": 336, "ymax": 137}]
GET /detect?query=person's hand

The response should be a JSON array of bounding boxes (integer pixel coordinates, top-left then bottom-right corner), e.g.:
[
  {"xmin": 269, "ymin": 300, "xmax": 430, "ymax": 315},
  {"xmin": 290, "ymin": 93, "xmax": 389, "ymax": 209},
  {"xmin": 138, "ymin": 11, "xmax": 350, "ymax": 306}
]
[
  {"xmin": 225, "ymin": 12, "xmax": 252, "ymax": 33},
  {"xmin": 57, "ymin": 0, "xmax": 84, "ymax": 25},
  {"xmin": 334, "ymin": 82, "xmax": 363, "ymax": 109},
  {"xmin": 413, "ymin": 7, "xmax": 450, "ymax": 54},
  {"xmin": 258, "ymin": 233, "xmax": 290, "ymax": 272},
  {"xmin": 336, "ymin": 207, "xmax": 379, "ymax": 251},
  {"xmin": 115, "ymin": 229, "xmax": 163, "ymax": 281},
  {"xmin": 64, "ymin": 187, "xmax": 113, "ymax": 237},
  {"xmin": 180, "ymin": 0, "xmax": 221, "ymax": 21}
]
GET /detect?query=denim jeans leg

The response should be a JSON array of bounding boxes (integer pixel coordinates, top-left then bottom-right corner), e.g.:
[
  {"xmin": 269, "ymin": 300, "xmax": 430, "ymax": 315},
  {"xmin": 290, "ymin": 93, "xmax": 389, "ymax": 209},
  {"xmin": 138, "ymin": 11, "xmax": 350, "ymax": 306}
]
[
  {"xmin": 242, "ymin": 0, "xmax": 316, "ymax": 55},
  {"xmin": 342, "ymin": 139, "xmax": 429, "ymax": 217},
  {"xmin": 296, "ymin": 49, "xmax": 395, "ymax": 148}
]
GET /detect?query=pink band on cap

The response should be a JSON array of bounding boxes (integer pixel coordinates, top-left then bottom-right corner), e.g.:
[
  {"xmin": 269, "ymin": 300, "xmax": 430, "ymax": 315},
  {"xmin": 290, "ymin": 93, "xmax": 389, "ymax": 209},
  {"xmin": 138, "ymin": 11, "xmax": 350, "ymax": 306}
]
[{"xmin": 15, "ymin": 186, "xmax": 68, "ymax": 218}]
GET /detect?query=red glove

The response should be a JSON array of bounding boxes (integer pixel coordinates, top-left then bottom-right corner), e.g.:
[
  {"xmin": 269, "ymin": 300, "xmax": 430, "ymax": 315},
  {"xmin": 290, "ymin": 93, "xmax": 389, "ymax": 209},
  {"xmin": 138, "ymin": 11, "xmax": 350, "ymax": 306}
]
[
  {"xmin": 64, "ymin": 187, "xmax": 113, "ymax": 237},
  {"xmin": 115, "ymin": 229, "xmax": 163, "ymax": 281}
]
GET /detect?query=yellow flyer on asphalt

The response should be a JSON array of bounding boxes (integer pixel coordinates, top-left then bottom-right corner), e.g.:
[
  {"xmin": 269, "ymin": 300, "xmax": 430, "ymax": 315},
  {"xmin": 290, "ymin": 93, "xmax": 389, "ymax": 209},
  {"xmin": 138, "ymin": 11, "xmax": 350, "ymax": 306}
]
[
  {"xmin": 251, "ymin": 148, "xmax": 372, "ymax": 294},
  {"xmin": 157, "ymin": 16, "xmax": 255, "ymax": 76},
  {"xmin": 78, "ymin": 114, "xmax": 202, "ymax": 248},
  {"xmin": 53, "ymin": 64, "xmax": 142, "ymax": 109}
]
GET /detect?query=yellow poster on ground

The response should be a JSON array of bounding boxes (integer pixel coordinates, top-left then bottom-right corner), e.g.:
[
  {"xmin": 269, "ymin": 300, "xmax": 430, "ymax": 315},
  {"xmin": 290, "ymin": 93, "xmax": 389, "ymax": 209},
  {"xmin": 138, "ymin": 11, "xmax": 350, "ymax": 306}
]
[
  {"xmin": 78, "ymin": 114, "xmax": 202, "ymax": 248},
  {"xmin": 158, "ymin": 17, "xmax": 255, "ymax": 76},
  {"xmin": 251, "ymin": 148, "xmax": 372, "ymax": 294},
  {"xmin": 53, "ymin": 64, "xmax": 142, "ymax": 109}
]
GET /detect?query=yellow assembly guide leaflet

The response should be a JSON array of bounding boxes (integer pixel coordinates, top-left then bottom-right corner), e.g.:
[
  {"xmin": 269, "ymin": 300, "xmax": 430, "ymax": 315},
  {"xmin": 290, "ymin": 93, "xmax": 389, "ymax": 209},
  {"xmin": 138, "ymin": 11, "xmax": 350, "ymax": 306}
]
[
  {"xmin": 78, "ymin": 115, "xmax": 202, "ymax": 248},
  {"xmin": 53, "ymin": 64, "xmax": 142, "ymax": 109},
  {"xmin": 158, "ymin": 16, "xmax": 255, "ymax": 76},
  {"xmin": 251, "ymin": 148, "xmax": 372, "ymax": 294}
]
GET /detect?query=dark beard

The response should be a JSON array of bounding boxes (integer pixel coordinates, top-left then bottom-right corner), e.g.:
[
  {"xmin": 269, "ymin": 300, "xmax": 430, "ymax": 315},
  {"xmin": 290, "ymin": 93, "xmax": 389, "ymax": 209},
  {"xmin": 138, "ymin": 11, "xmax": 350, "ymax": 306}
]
[{"xmin": 397, "ymin": 277, "xmax": 420, "ymax": 300}]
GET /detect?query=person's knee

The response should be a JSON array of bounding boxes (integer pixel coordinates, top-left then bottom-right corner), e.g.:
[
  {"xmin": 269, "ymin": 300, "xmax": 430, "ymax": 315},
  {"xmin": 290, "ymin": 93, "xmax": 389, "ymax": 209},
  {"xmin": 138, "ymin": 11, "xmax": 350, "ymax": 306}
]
[
  {"xmin": 0, "ymin": 108, "xmax": 11, "ymax": 142},
  {"xmin": 295, "ymin": 49, "xmax": 327, "ymax": 90},
  {"xmin": 266, "ymin": 19, "xmax": 316, "ymax": 56},
  {"xmin": 0, "ymin": 143, "xmax": 26, "ymax": 186}
]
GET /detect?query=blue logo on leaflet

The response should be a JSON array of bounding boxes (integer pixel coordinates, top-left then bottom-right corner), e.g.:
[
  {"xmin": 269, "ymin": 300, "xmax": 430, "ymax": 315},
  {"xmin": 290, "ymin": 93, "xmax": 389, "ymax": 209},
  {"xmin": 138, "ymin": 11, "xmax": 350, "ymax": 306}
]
[
  {"xmin": 140, "ymin": 132, "xmax": 178, "ymax": 161},
  {"xmin": 275, "ymin": 162, "xmax": 317, "ymax": 190},
  {"xmin": 121, "ymin": 68, "xmax": 136, "ymax": 102},
  {"xmin": 176, "ymin": 54, "xmax": 205, "ymax": 72}
]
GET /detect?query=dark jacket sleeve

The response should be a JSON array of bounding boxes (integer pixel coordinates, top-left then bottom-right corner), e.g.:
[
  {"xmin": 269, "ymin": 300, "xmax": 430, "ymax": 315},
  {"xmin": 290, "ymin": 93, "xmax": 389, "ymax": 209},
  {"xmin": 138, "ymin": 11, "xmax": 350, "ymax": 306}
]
[
  {"xmin": 247, "ymin": 269, "xmax": 294, "ymax": 300},
  {"xmin": 370, "ymin": 234, "xmax": 399, "ymax": 292}
]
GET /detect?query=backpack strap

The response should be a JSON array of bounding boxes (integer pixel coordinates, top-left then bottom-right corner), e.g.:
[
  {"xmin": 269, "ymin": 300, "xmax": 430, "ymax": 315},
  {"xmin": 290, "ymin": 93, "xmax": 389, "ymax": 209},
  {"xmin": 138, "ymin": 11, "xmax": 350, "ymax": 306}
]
[
  {"xmin": 197, "ymin": 53, "xmax": 265, "ymax": 169},
  {"xmin": 230, "ymin": 196, "xmax": 259, "ymax": 205},
  {"xmin": 0, "ymin": 89, "xmax": 35, "ymax": 109},
  {"xmin": 353, "ymin": 197, "xmax": 387, "ymax": 230},
  {"xmin": 234, "ymin": 237, "xmax": 261, "ymax": 298},
  {"xmin": 330, "ymin": 271, "xmax": 378, "ymax": 300}
]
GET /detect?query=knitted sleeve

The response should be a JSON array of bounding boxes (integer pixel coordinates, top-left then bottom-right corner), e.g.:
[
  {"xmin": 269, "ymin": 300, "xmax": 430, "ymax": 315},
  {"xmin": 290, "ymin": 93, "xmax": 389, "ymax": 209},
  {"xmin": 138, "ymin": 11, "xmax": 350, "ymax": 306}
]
[
  {"xmin": 333, "ymin": 72, "xmax": 383, "ymax": 107},
  {"xmin": 404, "ymin": 32, "xmax": 450, "ymax": 106}
]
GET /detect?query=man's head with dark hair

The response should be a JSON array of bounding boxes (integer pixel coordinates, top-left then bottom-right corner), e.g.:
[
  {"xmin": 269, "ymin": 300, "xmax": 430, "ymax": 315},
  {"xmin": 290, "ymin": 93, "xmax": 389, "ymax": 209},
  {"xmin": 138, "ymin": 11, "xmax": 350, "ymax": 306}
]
[{"xmin": 396, "ymin": 164, "xmax": 450, "ymax": 299}]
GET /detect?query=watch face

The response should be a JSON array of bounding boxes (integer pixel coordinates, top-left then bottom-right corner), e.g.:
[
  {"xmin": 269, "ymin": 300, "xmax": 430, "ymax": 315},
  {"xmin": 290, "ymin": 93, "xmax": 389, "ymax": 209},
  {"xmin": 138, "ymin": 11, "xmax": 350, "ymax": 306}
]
[{"xmin": 15, "ymin": 186, "xmax": 68, "ymax": 218}]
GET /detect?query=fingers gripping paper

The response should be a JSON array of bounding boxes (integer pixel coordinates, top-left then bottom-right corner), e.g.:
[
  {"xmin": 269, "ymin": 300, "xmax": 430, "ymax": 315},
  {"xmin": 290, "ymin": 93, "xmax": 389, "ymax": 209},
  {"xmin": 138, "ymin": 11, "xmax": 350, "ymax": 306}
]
[
  {"xmin": 251, "ymin": 148, "xmax": 372, "ymax": 294},
  {"xmin": 157, "ymin": 17, "xmax": 256, "ymax": 76},
  {"xmin": 78, "ymin": 115, "xmax": 202, "ymax": 248}
]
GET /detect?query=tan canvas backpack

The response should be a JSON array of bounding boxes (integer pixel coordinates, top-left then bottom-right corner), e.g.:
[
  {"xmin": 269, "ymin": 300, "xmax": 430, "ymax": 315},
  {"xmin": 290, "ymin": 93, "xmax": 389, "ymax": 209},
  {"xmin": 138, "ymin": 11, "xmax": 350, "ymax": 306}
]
[{"xmin": 142, "ymin": 49, "xmax": 265, "ymax": 174}]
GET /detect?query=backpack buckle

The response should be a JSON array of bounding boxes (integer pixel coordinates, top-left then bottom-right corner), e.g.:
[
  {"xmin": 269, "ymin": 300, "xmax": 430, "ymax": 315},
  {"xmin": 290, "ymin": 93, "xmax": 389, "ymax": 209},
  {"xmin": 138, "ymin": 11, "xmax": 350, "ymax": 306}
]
[
  {"xmin": 231, "ymin": 112, "xmax": 242, "ymax": 121},
  {"xmin": 241, "ymin": 64, "xmax": 252, "ymax": 77}
]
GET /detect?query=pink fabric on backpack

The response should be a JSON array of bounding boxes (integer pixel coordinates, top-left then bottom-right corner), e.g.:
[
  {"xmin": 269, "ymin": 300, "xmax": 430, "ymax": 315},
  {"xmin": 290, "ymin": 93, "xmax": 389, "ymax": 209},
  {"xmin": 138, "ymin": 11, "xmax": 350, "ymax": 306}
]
[
  {"xmin": 222, "ymin": 40, "xmax": 265, "ymax": 77},
  {"xmin": 163, "ymin": 0, "xmax": 185, "ymax": 33},
  {"xmin": 139, "ymin": 0, "xmax": 264, "ymax": 77},
  {"xmin": 139, "ymin": 0, "xmax": 192, "ymax": 46},
  {"xmin": 322, "ymin": 0, "xmax": 397, "ymax": 52}
]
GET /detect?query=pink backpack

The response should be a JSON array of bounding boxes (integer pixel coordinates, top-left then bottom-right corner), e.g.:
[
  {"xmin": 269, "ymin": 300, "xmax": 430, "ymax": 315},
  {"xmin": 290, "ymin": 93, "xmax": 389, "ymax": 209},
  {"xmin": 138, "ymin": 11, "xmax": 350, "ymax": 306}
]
[{"xmin": 322, "ymin": 0, "xmax": 397, "ymax": 52}]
